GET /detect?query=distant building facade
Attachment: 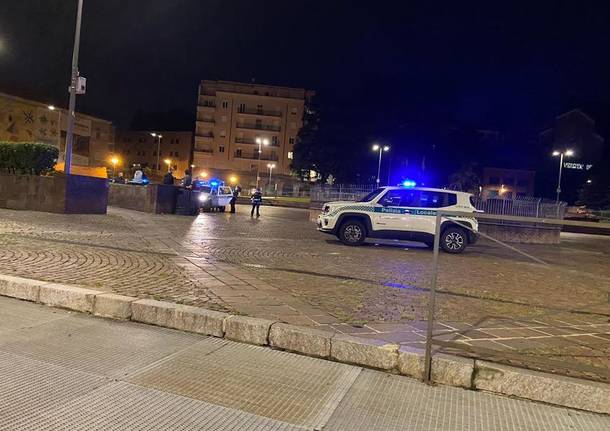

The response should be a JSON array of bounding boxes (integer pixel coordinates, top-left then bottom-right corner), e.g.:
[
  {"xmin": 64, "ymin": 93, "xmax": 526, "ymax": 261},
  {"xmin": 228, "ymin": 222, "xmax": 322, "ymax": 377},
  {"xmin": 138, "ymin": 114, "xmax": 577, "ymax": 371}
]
[
  {"xmin": 0, "ymin": 92, "xmax": 114, "ymax": 167},
  {"xmin": 538, "ymin": 109, "xmax": 604, "ymax": 203},
  {"xmin": 115, "ymin": 131, "xmax": 193, "ymax": 178},
  {"xmin": 481, "ymin": 167, "xmax": 535, "ymax": 199},
  {"xmin": 193, "ymin": 80, "xmax": 314, "ymax": 181}
]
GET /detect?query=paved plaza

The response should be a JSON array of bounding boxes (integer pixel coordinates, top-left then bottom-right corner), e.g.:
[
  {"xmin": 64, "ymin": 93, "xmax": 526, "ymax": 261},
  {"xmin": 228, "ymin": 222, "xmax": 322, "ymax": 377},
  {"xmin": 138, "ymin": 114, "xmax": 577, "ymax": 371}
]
[
  {"xmin": 0, "ymin": 205, "xmax": 608, "ymax": 381},
  {"xmin": 1, "ymin": 296, "xmax": 608, "ymax": 430}
]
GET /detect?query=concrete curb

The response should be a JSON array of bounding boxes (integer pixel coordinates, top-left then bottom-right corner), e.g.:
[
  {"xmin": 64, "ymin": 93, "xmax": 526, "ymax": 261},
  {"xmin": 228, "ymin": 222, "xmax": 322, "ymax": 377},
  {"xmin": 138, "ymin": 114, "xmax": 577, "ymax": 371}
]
[{"xmin": 0, "ymin": 273, "xmax": 608, "ymax": 415}]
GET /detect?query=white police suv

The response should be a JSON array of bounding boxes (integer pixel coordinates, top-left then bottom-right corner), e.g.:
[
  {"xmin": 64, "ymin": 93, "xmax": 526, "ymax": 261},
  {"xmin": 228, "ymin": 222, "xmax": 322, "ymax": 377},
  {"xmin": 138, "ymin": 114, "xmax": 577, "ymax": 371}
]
[{"xmin": 317, "ymin": 186, "xmax": 479, "ymax": 253}]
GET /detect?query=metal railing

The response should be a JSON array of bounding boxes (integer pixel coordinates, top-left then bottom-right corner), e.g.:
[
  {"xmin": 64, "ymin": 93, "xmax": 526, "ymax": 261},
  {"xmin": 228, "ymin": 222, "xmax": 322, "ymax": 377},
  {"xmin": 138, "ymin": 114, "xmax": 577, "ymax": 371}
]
[
  {"xmin": 236, "ymin": 123, "xmax": 281, "ymax": 132},
  {"xmin": 237, "ymin": 109, "xmax": 282, "ymax": 117},
  {"xmin": 310, "ymin": 184, "xmax": 376, "ymax": 202}
]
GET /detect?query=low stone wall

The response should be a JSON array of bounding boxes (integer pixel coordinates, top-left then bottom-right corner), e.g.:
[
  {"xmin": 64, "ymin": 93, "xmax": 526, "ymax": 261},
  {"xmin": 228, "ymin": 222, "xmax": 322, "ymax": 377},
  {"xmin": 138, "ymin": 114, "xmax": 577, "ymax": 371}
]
[
  {"xmin": 108, "ymin": 183, "xmax": 177, "ymax": 214},
  {"xmin": 479, "ymin": 222, "xmax": 561, "ymax": 244},
  {"xmin": 0, "ymin": 173, "xmax": 107, "ymax": 214}
]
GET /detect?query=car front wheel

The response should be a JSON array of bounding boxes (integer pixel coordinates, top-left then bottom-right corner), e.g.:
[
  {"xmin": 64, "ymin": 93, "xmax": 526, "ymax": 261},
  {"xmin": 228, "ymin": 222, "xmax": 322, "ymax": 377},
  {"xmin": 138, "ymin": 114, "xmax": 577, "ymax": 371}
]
[
  {"xmin": 338, "ymin": 220, "xmax": 366, "ymax": 246},
  {"xmin": 441, "ymin": 227, "xmax": 467, "ymax": 254}
]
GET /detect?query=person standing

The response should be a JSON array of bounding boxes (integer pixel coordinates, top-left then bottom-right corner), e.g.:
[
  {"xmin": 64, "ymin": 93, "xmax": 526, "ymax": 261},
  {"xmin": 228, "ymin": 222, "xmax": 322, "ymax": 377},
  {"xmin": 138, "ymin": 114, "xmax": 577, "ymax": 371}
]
[
  {"xmin": 163, "ymin": 170, "xmax": 175, "ymax": 185},
  {"xmin": 250, "ymin": 187, "xmax": 262, "ymax": 217},
  {"xmin": 230, "ymin": 185, "xmax": 241, "ymax": 213},
  {"xmin": 182, "ymin": 169, "xmax": 192, "ymax": 188}
]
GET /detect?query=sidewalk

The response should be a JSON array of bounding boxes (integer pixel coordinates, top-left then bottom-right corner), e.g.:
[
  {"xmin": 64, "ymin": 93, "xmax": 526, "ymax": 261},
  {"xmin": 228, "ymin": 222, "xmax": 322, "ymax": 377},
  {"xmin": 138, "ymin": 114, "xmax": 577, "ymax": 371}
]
[{"xmin": 1, "ymin": 296, "xmax": 607, "ymax": 431}]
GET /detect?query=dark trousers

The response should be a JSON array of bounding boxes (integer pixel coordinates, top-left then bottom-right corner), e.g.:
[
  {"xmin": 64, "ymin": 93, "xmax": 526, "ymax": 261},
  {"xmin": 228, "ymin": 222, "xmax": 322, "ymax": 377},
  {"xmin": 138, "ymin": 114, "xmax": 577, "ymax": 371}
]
[
  {"xmin": 251, "ymin": 203, "xmax": 260, "ymax": 217},
  {"xmin": 230, "ymin": 199, "xmax": 236, "ymax": 213}
]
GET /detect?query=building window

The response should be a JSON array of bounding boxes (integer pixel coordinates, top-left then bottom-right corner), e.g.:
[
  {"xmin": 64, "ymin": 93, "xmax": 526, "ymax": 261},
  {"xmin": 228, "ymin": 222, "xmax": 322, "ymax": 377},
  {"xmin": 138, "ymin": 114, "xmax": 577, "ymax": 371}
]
[
  {"xmin": 255, "ymin": 119, "xmax": 262, "ymax": 128},
  {"xmin": 291, "ymin": 107, "xmax": 297, "ymax": 115},
  {"xmin": 272, "ymin": 136, "xmax": 279, "ymax": 146},
  {"xmin": 288, "ymin": 137, "xmax": 295, "ymax": 145},
  {"xmin": 175, "ymin": 151, "xmax": 179, "ymax": 157},
  {"xmin": 489, "ymin": 176, "xmax": 500, "ymax": 185},
  {"xmin": 236, "ymin": 149, "xmax": 242, "ymax": 157},
  {"xmin": 287, "ymin": 151, "xmax": 294, "ymax": 160},
  {"xmin": 220, "ymin": 130, "xmax": 226, "ymax": 138},
  {"xmin": 238, "ymin": 103, "xmax": 246, "ymax": 113},
  {"xmin": 219, "ymin": 146, "xmax": 225, "ymax": 153},
  {"xmin": 257, "ymin": 104, "xmax": 263, "ymax": 114},
  {"xmin": 221, "ymin": 100, "xmax": 229, "ymax": 109}
]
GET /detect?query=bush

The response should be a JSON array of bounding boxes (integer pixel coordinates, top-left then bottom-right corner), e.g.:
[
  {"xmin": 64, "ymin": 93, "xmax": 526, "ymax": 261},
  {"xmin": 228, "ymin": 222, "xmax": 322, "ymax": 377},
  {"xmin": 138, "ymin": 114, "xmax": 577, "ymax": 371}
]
[{"xmin": 0, "ymin": 142, "xmax": 59, "ymax": 175}]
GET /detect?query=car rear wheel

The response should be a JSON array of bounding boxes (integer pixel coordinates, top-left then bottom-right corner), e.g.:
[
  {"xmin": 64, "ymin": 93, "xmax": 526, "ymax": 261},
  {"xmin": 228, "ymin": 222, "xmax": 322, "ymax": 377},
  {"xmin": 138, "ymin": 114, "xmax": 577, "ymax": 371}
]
[
  {"xmin": 338, "ymin": 220, "xmax": 366, "ymax": 246},
  {"xmin": 441, "ymin": 227, "xmax": 467, "ymax": 254}
]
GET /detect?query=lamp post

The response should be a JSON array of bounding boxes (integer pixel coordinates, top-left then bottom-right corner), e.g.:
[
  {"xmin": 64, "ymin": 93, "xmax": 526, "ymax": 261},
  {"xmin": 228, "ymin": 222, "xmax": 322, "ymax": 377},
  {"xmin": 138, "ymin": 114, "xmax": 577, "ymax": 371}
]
[
  {"xmin": 48, "ymin": 105, "xmax": 62, "ymax": 153},
  {"xmin": 151, "ymin": 133, "xmax": 163, "ymax": 170},
  {"xmin": 552, "ymin": 149, "xmax": 574, "ymax": 203},
  {"xmin": 64, "ymin": 0, "xmax": 84, "ymax": 175},
  {"xmin": 267, "ymin": 163, "xmax": 275, "ymax": 189},
  {"xmin": 255, "ymin": 137, "xmax": 269, "ymax": 188},
  {"xmin": 372, "ymin": 144, "xmax": 390, "ymax": 187},
  {"xmin": 110, "ymin": 157, "xmax": 119, "ymax": 180}
]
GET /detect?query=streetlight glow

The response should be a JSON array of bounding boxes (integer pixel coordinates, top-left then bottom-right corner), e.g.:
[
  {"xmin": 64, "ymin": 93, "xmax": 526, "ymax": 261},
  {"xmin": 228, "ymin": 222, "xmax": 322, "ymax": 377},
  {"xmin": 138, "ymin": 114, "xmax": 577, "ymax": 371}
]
[
  {"xmin": 372, "ymin": 143, "xmax": 390, "ymax": 186},
  {"xmin": 229, "ymin": 176, "xmax": 238, "ymax": 184},
  {"xmin": 552, "ymin": 151, "xmax": 560, "ymax": 156},
  {"xmin": 200, "ymin": 171, "xmax": 208, "ymax": 178},
  {"xmin": 164, "ymin": 159, "xmax": 171, "ymax": 165},
  {"xmin": 151, "ymin": 132, "xmax": 156, "ymax": 137},
  {"xmin": 48, "ymin": 105, "xmax": 56, "ymax": 111},
  {"xmin": 565, "ymin": 149, "xmax": 574, "ymax": 157},
  {"xmin": 372, "ymin": 144, "xmax": 380, "ymax": 151},
  {"xmin": 383, "ymin": 146, "xmax": 390, "ymax": 152},
  {"xmin": 111, "ymin": 157, "xmax": 119, "ymax": 165}
]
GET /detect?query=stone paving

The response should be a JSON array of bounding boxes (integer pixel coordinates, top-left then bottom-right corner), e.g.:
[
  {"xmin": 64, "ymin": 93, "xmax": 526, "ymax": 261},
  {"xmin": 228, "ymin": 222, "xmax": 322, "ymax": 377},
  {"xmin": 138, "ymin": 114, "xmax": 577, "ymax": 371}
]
[
  {"xmin": 3, "ymin": 296, "xmax": 608, "ymax": 431},
  {"xmin": 0, "ymin": 205, "xmax": 608, "ymax": 381}
]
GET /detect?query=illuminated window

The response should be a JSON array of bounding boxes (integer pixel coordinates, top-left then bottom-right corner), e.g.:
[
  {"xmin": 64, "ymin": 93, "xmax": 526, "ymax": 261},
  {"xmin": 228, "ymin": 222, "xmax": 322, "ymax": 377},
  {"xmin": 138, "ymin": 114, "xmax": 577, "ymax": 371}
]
[{"xmin": 287, "ymin": 151, "xmax": 294, "ymax": 160}]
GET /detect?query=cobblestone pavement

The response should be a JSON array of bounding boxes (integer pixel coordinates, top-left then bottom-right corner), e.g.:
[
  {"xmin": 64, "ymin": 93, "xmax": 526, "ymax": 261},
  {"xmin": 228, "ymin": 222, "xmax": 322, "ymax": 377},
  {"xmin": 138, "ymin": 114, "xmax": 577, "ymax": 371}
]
[{"xmin": 0, "ymin": 205, "xmax": 608, "ymax": 381}]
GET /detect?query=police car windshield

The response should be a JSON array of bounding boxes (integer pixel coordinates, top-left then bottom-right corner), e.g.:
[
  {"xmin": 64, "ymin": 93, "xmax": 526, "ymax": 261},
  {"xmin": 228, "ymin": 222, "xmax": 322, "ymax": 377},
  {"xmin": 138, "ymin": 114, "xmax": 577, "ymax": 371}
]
[
  {"xmin": 199, "ymin": 186, "xmax": 212, "ymax": 193},
  {"xmin": 359, "ymin": 188, "xmax": 384, "ymax": 202}
]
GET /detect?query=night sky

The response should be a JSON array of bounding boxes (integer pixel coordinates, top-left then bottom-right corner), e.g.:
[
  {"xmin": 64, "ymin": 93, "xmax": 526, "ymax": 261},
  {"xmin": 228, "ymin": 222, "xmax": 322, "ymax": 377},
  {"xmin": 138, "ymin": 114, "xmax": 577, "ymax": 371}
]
[{"xmin": 2, "ymin": 1, "xmax": 610, "ymax": 140}]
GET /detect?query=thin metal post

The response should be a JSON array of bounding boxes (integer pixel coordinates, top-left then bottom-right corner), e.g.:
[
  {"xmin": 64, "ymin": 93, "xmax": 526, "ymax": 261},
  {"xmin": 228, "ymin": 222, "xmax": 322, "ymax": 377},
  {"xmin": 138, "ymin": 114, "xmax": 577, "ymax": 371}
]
[
  {"xmin": 256, "ymin": 140, "xmax": 262, "ymax": 188},
  {"xmin": 156, "ymin": 136, "xmax": 161, "ymax": 170},
  {"xmin": 424, "ymin": 212, "xmax": 442, "ymax": 383},
  {"xmin": 376, "ymin": 148, "xmax": 382, "ymax": 187},
  {"xmin": 556, "ymin": 152, "xmax": 564, "ymax": 204},
  {"xmin": 64, "ymin": 0, "xmax": 84, "ymax": 175}
]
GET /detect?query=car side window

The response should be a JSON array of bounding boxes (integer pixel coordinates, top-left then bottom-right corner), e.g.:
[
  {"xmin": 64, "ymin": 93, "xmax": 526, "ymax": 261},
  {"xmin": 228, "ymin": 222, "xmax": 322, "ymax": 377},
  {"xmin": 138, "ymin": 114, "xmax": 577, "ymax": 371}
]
[
  {"xmin": 419, "ymin": 191, "xmax": 457, "ymax": 208},
  {"xmin": 379, "ymin": 189, "xmax": 419, "ymax": 207}
]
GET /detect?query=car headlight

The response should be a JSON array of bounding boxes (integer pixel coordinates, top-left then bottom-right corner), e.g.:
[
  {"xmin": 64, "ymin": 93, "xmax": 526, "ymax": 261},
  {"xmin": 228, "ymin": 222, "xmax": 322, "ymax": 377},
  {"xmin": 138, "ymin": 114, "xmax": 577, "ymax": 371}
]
[{"xmin": 199, "ymin": 193, "xmax": 209, "ymax": 202}]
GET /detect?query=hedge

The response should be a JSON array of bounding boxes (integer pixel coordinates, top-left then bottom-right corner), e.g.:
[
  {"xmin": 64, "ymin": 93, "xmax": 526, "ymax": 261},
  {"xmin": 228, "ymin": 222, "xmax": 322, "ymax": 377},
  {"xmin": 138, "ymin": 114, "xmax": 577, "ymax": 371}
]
[{"xmin": 0, "ymin": 142, "xmax": 59, "ymax": 175}]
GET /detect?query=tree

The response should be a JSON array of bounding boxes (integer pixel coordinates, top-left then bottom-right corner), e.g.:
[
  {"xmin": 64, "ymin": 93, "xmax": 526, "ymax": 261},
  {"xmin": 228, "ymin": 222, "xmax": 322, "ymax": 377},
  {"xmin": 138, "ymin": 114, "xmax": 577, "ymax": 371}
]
[{"xmin": 448, "ymin": 163, "xmax": 481, "ymax": 193}]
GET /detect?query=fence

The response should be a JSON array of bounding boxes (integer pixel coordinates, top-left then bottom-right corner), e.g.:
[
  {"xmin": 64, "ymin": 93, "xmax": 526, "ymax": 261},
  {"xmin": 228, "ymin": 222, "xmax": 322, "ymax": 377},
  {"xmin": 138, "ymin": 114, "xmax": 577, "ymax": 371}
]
[
  {"xmin": 310, "ymin": 184, "xmax": 376, "ymax": 203},
  {"xmin": 471, "ymin": 196, "xmax": 567, "ymax": 219}
]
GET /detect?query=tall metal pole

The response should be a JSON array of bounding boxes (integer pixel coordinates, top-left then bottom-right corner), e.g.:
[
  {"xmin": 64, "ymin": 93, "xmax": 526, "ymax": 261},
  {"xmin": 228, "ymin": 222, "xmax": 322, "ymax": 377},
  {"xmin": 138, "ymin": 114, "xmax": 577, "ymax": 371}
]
[
  {"xmin": 424, "ymin": 212, "xmax": 442, "ymax": 383},
  {"xmin": 376, "ymin": 148, "xmax": 382, "ymax": 187},
  {"xmin": 555, "ymin": 152, "xmax": 564, "ymax": 204},
  {"xmin": 156, "ymin": 136, "xmax": 161, "ymax": 170},
  {"xmin": 64, "ymin": 0, "xmax": 84, "ymax": 175},
  {"xmin": 268, "ymin": 165, "xmax": 273, "ymax": 186},
  {"xmin": 256, "ymin": 141, "xmax": 262, "ymax": 188}
]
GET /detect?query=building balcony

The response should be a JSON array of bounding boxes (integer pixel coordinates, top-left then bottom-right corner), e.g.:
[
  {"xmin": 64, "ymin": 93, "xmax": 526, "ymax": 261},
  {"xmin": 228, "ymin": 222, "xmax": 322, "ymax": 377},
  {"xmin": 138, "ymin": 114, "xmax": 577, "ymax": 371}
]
[
  {"xmin": 198, "ymin": 97, "xmax": 216, "ymax": 109},
  {"xmin": 233, "ymin": 152, "xmax": 279, "ymax": 161},
  {"xmin": 194, "ymin": 146, "xmax": 214, "ymax": 155},
  {"xmin": 196, "ymin": 117, "xmax": 215, "ymax": 124},
  {"xmin": 235, "ymin": 137, "xmax": 280, "ymax": 147},
  {"xmin": 236, "ymin": 109, "xmax": 282, "ymax": 118},
  {"xmin": 236, "ymin": 123, "xmax": 281, "ymax": 132},
  {"xmin": 195, "ymin": 132, "xmax": 214, "ymax": 139}
]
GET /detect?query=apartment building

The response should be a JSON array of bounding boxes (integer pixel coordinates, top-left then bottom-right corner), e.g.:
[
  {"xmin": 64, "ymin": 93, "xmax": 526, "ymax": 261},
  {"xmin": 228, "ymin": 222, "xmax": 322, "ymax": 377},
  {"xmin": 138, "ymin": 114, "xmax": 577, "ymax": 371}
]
[
  {"xmin": 115, "ymin": 131, "xmax": 193, "ymax": 178},
  {"xmin": 193, "ymin": 80, "xmax": 314, "ymax": 180},
  {"xmin": 481, "ymin": 167, "xmax": 536, "ymax": 199},
  {"xmin": 0, "ymin": 92, "xmax": 114, "ymax": 167}
]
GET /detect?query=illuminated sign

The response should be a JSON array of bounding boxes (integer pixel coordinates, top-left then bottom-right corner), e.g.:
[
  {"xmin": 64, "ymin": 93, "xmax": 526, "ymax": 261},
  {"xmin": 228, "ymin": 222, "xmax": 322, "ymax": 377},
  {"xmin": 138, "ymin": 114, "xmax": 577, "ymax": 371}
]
[{"xmin": 563, "ymin": 162, "xmax": 593, "ymax": 171}]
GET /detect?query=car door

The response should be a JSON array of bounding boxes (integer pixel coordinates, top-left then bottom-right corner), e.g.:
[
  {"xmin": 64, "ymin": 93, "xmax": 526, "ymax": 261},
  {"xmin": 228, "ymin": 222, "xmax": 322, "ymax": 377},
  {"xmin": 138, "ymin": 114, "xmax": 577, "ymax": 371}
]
[
  {"xmin": 411, "ymin": 190, "xmax": 455, "ymax": 234},
  {"xmin": 373, "ymin": 189, "xmax": 420, "ymax": 234}
]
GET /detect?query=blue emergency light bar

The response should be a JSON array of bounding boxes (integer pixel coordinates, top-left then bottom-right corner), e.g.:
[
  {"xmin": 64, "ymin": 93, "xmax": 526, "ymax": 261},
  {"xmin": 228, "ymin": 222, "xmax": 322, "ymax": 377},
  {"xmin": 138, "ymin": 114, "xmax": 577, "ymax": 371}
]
[{"xmin": 402, "ymin": 180, "xmax": 417, "ymax": 187}]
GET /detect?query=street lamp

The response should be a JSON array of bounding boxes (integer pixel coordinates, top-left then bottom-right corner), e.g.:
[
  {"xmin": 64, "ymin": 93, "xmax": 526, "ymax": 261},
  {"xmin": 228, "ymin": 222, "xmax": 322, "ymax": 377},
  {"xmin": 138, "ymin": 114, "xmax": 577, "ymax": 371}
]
[
  {"xmin": 151, "ymin": 133, "xmax": 163, "ymax": 170},
  {"xmin": 552, "ymin": 149, "xmax": 574, "ymax": 203},
  {"xmin": 267, "ymin": 163, "xmax": 276, "ymax": 189},
  {"xmin": 64, "ymin": 0, "xmax": 84, "ymax": 175},
  {"xmin": 229, "ymin": 175, "xmax": 238, "ymax": 184},
  {"xmin": 372, "ymin": 144, "xmax": 390, "ymax": 187},
  {"xmin": 164, "ymin": 158, "xmax": 172, "ymax": 172},
  {"xmin": 255, "ymin": 137, "xmax": 269, "ymax": 188},
  {"xmin": 110, "ymin": 157, "xmax": 119, "ymax": 180}
]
